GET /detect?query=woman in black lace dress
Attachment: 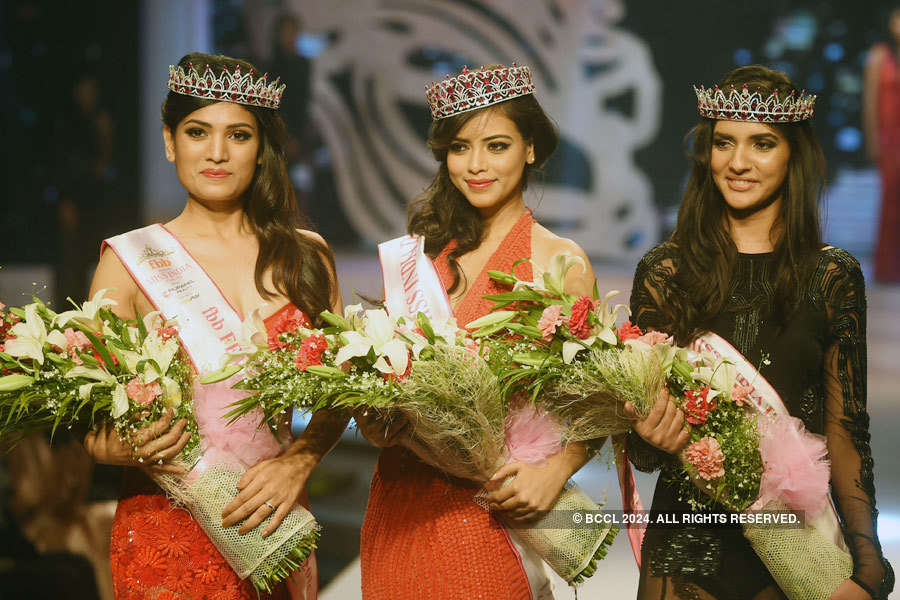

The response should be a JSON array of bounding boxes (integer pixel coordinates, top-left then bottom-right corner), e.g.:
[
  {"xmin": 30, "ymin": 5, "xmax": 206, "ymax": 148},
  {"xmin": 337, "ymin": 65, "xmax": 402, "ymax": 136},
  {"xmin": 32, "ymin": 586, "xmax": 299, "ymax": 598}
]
[{"xmin": 625, "ymin": 66, "xmax": 894, "ymax": 600}]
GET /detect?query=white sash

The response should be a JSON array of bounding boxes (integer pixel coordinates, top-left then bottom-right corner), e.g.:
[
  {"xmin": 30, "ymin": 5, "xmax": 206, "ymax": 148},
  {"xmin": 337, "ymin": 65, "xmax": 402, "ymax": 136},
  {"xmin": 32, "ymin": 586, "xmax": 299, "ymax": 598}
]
[
  {"xmin": 690, "ymin": 333, "xmax": 849, "ymax": 552},
  {"xmin": 378, "ymin": 234, "xmax": 548, "ymax": 599},
  {"xmin": 103, "ymin": 224, "xmax": 245, "ymax": 376},
  {"xmin": 377, "ymin": 235, "xmax": 453, "ymax": 322}
]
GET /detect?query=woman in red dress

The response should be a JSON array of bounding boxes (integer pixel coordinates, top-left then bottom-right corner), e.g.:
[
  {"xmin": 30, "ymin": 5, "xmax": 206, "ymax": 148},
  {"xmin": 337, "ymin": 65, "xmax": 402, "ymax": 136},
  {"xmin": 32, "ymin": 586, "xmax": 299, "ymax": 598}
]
[
  {"xmin": 355, "ymin": 65, "xmax": 599, "ymax": 599},
  {"xmin": 82, "ymin": 53, "xmax": 348, "ymax": 599},
  {"xmin": 864, "ymin": 6, "xmax": 900, "ymax": 283}
]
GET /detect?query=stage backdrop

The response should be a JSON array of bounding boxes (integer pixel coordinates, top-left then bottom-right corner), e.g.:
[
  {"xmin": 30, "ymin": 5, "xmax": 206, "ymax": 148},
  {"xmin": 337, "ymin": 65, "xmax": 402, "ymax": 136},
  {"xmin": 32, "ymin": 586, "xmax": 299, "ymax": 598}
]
[{"xmin": 240, "ymin": 0, "xmax": 662, "ymax": 262}]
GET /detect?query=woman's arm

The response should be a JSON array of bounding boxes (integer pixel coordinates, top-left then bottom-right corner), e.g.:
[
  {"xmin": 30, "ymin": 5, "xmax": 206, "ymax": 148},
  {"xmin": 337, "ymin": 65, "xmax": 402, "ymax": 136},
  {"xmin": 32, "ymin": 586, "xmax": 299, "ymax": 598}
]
[
  {"xmin": 624, "ymin": 245, "xmax": 690, "ymax": 466},
  {"xmin": 221, "ymin": 230, "xmax": 351, "ymax": 536},
  {"xmin": 820, "ymin": 253, "xmax": 893, "ymax": 599},
  {"xmin": 82, "ymin": 248, "xmax": 191, "ymax": 475},
  {"xmin": 484, "ymin": 235, "xmax": 596, "ymax": 523}
]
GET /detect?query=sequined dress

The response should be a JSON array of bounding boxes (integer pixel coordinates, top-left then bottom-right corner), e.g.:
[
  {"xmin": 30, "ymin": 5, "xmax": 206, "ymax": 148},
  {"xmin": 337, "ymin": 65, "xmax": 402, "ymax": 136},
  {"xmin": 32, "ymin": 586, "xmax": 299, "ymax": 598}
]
[
  {"xmin": 359, "ymin": 211, "xmax": 535, "ymax": 600},
  {"xmin": 626, "ymin": 244, "xmax": 894, "ymax": 600},
  {"xmin": 109, "ymin": 304, "xmax": 317, "ymax": 600}
]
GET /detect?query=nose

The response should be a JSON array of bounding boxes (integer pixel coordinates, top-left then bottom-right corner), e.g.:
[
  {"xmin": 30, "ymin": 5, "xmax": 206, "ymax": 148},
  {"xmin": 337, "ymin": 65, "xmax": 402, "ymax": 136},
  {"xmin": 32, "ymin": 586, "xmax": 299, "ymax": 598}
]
[
  {"xmin": 467, "ymin": 146, "xmax": 486, "ymax": 174},
  {"xmin": 728, "ymin": 143, "xmax": 750, "ymax": 173},
  {"xmin": 208, "ymin": 132, "xmax": 228, "ymax": 163}
]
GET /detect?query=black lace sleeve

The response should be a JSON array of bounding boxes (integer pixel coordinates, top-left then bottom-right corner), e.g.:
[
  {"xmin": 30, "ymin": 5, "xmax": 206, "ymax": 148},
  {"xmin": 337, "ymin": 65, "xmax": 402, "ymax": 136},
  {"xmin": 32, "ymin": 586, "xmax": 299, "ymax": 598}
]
[
  {"xmin": 625, "ymin": 244, "xmax": 679, "ymax": 473},
  {"xmin": 818, "ymin": 249, "xmax": 894, "ymax": 598}
]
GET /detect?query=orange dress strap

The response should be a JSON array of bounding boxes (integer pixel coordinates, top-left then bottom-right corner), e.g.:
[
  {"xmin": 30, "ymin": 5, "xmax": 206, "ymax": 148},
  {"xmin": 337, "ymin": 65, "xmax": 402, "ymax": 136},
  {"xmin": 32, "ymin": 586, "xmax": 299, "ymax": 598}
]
[{"xmin": 360, "ymin": 211, "xmax": 535, "ymax": 600}]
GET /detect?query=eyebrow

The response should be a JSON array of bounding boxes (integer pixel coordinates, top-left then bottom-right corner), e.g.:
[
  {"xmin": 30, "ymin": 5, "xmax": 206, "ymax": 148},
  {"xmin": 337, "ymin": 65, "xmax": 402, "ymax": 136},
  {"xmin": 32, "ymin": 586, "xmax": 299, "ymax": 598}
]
[
  {"xmin": 183, "ymin": 119, "xmax": 256, "ymax": 130},
  {"xmin": 713, "ymin": 132, "xmax": 778, "ymax": 141},
  {"xmin": 451, "ymin": 134, "xmax": 514, "ymax": 143}
]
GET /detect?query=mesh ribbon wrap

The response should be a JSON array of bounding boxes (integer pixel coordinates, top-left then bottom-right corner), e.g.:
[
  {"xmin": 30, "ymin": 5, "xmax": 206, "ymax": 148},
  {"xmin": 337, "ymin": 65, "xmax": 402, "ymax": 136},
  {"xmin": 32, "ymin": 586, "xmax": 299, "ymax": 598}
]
[
  {"xmin": 475, "ymin": 481, "xmax": 617, "ymax": 583},
  {"xmin": 155, "ymin": 450, "xmax": 320, "ymax": 591},
  {"xmin": 742, "ymin": 500, "xmax": 852, "ymax": 600}
]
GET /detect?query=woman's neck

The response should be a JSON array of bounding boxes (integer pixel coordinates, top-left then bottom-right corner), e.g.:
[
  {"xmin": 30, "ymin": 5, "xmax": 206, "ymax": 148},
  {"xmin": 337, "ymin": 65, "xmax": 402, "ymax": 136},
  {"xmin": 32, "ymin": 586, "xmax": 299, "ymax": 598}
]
[
  {"xmin": 167, "ymin": 196, "xmax": 250, "ymax": 239},
  {"xmin": 478, "ymin": 194, "xmax": 527, "ymax": 242},
  {"xmin": 726, "ymin": 197, "xmax": 781, "ymax": 253}
]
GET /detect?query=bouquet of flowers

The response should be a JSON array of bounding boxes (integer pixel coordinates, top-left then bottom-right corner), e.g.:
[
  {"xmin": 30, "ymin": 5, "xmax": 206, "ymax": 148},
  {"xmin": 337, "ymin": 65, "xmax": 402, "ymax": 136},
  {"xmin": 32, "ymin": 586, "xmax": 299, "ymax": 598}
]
[
  {"xmin": 0, "ymin": 293, "xmax": 319, "ymax": 593},
  {"xmin": 209, "ymin": 304, "xmax": 617, "ymax": 584},
  {"xmin": 473, "ymin": 253, "xmax": 852, "ymax": 599}
]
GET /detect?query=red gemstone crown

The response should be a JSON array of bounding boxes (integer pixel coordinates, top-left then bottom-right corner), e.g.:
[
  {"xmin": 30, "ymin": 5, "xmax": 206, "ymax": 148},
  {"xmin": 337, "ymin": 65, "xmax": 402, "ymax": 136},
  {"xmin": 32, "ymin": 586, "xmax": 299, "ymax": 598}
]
[
  {"xmin": 167, "ymin": 63, "xmax": 285, "ymax": 109},
  {"xmin": 425, "ymin": 64, "xmax": 535, "ymax": 120},
  {"xmin": 694, "ymin": 84, "xmax": 815, "ymax": 123}
]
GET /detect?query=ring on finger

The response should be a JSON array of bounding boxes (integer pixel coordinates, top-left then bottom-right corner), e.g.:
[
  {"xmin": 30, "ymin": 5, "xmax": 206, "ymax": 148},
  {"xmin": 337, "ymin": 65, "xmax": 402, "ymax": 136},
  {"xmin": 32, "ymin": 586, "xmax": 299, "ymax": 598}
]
[{"xmin": 265, "ymin": 501, "xmax": 276, "ymax": 510}]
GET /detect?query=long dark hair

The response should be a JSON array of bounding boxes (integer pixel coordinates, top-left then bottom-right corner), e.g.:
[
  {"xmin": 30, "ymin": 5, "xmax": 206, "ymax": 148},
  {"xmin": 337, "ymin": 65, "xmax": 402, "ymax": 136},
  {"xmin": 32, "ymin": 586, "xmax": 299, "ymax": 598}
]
[
  {"xmin": 407, "ymin": 93, "xmax": 558, "ymax": 293},
  {"xmin": 162, "ymin": 53, "xmax": 336, "ymax": 324},
  {"xmin": 666, "ymin": 65, "xmax": 825, "ymax": 344}
]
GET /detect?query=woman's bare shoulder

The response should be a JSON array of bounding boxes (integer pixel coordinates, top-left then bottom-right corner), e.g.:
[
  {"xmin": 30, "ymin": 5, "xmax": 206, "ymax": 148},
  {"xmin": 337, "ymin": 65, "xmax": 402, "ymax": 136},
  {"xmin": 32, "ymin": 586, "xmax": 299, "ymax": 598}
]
[{"xmin": 90, "ymin": 246, "xmax": 141, "ymax": 318}]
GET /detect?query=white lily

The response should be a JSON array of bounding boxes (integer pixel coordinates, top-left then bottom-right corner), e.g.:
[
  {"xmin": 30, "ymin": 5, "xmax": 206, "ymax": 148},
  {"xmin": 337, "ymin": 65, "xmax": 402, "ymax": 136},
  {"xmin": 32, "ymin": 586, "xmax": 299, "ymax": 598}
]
[
  {"xmin": 111, "ymin": 384, "xmax": 129, "ymax": 418},
  {"xmin": 55, "ymin": 288, "xmax": 117, "ymax": 332},
  {"xmin": 595, "ymin": 290, "xmax": 629, "ymax": 346},
  {"xmin": 692, "ymin": 356, "xmax": 735, "ymax": 399},
  {"xmin": 138, "ymin": 332, "xmax": 178, "ymax": 383},
  {"xmin": 429, "ymin": 317, "xmax": 462, "ymax": 345},
  {"xmin": 334, "ymin": 309, "xmax": 409, "ymax": 375},
  {"xmin": 159, "ymin": 376, "xmax": 182, "ymax": 408},
  {"xmin": 66, "ymin": 365, "xmax": 116, "ymax": 384},
  {"xmin": 5, "ymin": 303, "xmax": 68, "ymax": 365},
  {"xmin": 562, "ymin": 338, "xmax": 597, "ymax": 364},
  {"xmin": 220, "ymin": 307, "xmax": 268, "ymax": 364},
  {"xmin": 343, "ymin": 304, "xmax": 366, "ymax": 330}
]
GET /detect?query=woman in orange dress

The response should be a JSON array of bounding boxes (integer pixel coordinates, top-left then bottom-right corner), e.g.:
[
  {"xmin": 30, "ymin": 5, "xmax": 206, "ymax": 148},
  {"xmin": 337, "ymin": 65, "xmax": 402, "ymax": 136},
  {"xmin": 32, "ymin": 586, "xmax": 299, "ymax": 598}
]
[
  {"xmin": 82, "ymin": 52, "xmax": 348, "ymax": 600},
  {"xmin": 356, "ymin": 65, "xmax": 598, "ymax": 600}
]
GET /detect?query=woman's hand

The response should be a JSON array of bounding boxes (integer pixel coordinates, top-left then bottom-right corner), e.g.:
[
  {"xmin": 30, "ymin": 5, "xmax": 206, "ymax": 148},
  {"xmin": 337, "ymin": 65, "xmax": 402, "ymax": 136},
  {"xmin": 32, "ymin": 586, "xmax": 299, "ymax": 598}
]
[
  {"xmin": 624, "ymin": 388, "xmax": 690, "ymax": 454},
  {"xmin": 484, "ymin": 453, "xmax": 575, "ymax": 524},
  {"xmin": 351, "ymin": 409, "xmax": 410, "ymax": 448},
  {"xmin": 83, "ymin": 408, "xmax": 190, "ymax": 476},
  {"xmin": 828, "ymin": 579, "xmax": 873, "ymax": 600},
  {"xmin": 220, "ymin": 454, "xmax": 314, "ymax": 538}
]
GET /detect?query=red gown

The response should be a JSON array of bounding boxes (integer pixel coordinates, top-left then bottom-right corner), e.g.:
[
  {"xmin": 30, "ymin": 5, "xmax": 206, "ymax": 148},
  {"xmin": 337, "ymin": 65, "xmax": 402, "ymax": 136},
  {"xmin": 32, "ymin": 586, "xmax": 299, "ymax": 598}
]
[
  {"xmin": 875, "ymin": 44, "xmax": 900, "ymax": 283},
  {"xmin": 360, "ymin": 211, "xmax": 535, "ymax": 599},
  {"xmin": 109, "ymin": 304, "xmax": 317, "ymax": 600}
]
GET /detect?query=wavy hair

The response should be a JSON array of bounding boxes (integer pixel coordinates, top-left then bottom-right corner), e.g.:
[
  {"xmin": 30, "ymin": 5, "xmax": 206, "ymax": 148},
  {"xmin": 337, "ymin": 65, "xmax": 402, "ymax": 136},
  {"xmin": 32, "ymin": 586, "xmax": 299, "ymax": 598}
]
[
  {"xmin": 666, "ymin": 65, "xmax": 825, "ymax": 344},
  {"xmin": 162, "ymin": 53, "xmax": 336, "ymax": 324},
  {"xmin": 407, "ymin": 93, "xmax": 558, "ymax": 293}
]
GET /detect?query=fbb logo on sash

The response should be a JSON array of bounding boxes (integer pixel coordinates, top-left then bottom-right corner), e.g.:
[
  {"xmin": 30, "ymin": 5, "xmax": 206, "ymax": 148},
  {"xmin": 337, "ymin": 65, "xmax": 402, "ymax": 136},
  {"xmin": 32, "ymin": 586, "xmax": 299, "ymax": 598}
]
[{"xmin": 138, "ymin": 245, "xmax": 175, "ymax": 270}]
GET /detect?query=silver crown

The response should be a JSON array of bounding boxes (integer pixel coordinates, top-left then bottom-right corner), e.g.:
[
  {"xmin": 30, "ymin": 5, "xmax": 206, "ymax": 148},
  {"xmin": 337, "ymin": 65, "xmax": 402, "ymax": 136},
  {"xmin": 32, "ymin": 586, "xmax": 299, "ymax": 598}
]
[
  {"xmin": 425, "ymin": 64, "xmax": 535, "ymax": 120},
  {"xmin": 167, "ymin": 63, "xmax": 285, "ymax": 109},
  {"xmin": 694, "ymin": 84, "xmax": 815, "ymax": 123}
]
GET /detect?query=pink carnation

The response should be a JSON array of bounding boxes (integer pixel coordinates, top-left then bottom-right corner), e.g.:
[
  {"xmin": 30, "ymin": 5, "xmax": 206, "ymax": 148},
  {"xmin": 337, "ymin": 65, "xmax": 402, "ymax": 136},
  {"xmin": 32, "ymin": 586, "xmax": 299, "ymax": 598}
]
[
  {"xmin": 634, "ymin": 331, "xmax": 672, "ymax": 346},
  {"xmin": 731, "ymin": 384, "xmax": 753, "ymax": 407},
  {"xmin": 684, "ymin": 436, "xmax": 726, "ymax": 481},
  {"xmin": 64, "ymin": 328, "xmax": 91, "ymax": 351},
  {"xmin": 538, "ymin": 305, "xmax": 563, "ymax": 341},
  {"xmin": 125, "ymin": 377, "xmax": 162, "ymax": 406}
]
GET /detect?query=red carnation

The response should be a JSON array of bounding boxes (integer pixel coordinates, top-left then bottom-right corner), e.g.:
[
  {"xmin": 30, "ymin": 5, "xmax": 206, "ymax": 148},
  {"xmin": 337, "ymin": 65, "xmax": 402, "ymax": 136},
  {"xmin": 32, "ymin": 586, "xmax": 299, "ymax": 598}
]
[
  {"xmin": 295, "ymin": 335, "xmax": 328, "ymax": 371},
  {"xmin": 568, "ymin": 296, "xmax": 596, "ymax": 339},
  {"xmin": 683, "ymin": 385, "xmax": 718, "ymax": 425},
  {"xmin": 268, "ymin": 306, "xmax": 311, "ymax": 350},
  {"xmin": 616, "ymin": 321, "xmax": 643, "ymax": 342}
]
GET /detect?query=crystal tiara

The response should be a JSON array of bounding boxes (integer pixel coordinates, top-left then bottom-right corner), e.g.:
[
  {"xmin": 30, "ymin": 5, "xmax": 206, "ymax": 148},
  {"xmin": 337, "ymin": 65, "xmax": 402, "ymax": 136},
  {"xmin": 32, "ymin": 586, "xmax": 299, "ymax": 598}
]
[
  {"xmin": 425, "ymin": 64, "xmax": 535, "ymax": 120},
  {"xmin": 167, "ymin": 63, "xmax": 285, "ymax": 110},
  {"xmin": 694, "ymin": 84, "xmax": 815, "ymax": 123}
]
